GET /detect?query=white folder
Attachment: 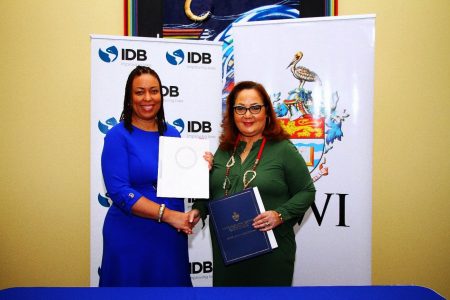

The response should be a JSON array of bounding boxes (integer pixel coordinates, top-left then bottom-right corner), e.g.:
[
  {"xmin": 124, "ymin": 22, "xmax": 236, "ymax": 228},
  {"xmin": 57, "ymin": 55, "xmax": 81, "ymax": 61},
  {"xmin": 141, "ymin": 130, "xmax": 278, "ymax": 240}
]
[{"xmin": 157, "ymin": 136, "xmax": 209, "ymax": 198}]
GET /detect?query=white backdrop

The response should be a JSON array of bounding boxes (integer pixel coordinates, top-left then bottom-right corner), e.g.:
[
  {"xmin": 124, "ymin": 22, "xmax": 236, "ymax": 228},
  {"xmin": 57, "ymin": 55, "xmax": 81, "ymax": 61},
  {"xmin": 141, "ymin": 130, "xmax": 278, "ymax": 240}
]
[
  {"xmin": 90, "ymin": 35, "xmax": 222, "ymax": 286},
  {"xmin": 233, "ymin": 15, "xmax": 375, "ymax": 285},
  {"xmin": 91, "ymin": 15, "xmax": 376, "ymax": 286}
]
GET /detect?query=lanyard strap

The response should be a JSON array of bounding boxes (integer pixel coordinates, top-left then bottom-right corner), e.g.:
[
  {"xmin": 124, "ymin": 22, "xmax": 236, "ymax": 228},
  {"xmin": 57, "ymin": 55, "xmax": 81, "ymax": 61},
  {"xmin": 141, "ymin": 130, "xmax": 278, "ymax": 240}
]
[{"xmin": 223, "ymin": 136, "xmax": 267, "ymax": 196}]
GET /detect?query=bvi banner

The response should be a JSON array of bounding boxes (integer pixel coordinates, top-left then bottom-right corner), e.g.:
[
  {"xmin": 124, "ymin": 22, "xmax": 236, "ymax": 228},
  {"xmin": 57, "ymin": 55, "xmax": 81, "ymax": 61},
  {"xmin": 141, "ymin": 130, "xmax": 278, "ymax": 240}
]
[
  {"xmin": 233, "ymin": 15, "xmax": 375, "ymax": 285},
  {"xmin": 90, "ymin": 35, "xmax": 222, "ymax": 286}
]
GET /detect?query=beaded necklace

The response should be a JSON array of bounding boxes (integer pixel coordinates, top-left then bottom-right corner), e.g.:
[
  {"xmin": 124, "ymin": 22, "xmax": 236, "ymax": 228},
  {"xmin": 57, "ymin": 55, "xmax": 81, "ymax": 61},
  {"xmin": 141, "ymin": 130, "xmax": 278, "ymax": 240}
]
[{"xmin": 223, "ymin": 135, "xmax": 267, "ymax": 196}]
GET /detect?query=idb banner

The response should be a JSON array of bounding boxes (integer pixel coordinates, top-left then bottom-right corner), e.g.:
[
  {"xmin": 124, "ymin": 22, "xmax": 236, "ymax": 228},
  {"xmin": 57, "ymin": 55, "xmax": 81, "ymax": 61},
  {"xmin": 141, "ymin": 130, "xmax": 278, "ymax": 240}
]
[
  {"xmin": 233, "ymin": 15, "xmax": 376, "ymax": 285},
  {"xmin": 90, "ymin": 35, "xmax": 222, "ymax": 286}
]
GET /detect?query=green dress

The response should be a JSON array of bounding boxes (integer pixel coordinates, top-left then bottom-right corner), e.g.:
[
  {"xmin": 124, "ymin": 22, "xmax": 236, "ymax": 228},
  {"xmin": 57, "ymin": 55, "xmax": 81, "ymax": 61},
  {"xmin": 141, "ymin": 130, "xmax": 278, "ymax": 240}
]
[{"xmin": 194, "ymin": 138, "xmax": 316, "ymax": 286}]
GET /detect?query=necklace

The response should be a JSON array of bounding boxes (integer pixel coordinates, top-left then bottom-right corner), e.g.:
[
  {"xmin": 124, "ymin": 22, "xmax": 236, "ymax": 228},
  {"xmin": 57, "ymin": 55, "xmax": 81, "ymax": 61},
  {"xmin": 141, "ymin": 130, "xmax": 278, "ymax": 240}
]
[{"xmin": 223, "ymin": 135, "xmax": 267, "ymax": 196}]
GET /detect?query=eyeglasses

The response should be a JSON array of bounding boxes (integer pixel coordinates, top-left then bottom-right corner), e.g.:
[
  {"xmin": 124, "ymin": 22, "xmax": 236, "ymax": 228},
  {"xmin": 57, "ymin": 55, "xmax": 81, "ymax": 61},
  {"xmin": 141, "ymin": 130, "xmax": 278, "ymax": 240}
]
[{"xmin": 233, "ymin": 104, "xmax": 265, "ymax": 115}]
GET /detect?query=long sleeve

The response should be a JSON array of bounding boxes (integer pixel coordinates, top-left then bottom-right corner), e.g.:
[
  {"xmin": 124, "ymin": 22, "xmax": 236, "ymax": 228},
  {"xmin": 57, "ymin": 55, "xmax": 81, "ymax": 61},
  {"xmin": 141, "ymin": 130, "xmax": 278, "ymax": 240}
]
[
  {"xmin": 192, "ymin": 198, "xmax": 209, "ymax": 219},
  {"xmin": 275, "ymin": 141, "xmax": 316, "ymax": 222},
  {"xmin": 101, "ymin": 127, "xmax": 143, "ymax": 214}
]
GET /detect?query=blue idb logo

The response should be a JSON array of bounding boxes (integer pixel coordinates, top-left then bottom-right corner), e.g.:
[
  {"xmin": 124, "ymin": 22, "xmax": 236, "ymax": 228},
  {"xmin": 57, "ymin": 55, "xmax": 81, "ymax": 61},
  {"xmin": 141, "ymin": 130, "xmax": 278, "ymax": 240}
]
[
  {"xmin": 98, "ymin": 193, "xmax": 111, "ymax": 207},
  {"xmin": 166, "ymin": 49, "xmax": 185, "ymax": 65},
  {"xmin": 98, "ymin": 46, "xmax": 118, "ymax": 63},
  {"xmin": 172, "ymin": 118, "xmax": 185, "ymax": 134},
  {"xmin": 98, "ymin": 117, "xmax": 118, "ymax": 134}
]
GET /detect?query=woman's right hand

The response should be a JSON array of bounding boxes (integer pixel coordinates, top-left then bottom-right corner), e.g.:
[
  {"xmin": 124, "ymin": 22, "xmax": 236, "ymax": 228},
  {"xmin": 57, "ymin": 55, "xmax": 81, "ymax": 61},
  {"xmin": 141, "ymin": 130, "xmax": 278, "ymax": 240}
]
[{"xmin": 162, "ymin": 209, "xmax": 195, "ymax": 234}]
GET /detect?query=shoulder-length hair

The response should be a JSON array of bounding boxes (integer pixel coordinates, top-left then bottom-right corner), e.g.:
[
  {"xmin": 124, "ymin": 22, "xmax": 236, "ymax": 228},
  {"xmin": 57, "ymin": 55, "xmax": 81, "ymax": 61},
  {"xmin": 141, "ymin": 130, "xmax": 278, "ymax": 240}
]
[
  {"xmin": 120, "ymin": 66, "xmax": 167, "ymax": 135},
  {"xmin": 219, "ymin": 81, "xmax": 290, "ymax": 151}
]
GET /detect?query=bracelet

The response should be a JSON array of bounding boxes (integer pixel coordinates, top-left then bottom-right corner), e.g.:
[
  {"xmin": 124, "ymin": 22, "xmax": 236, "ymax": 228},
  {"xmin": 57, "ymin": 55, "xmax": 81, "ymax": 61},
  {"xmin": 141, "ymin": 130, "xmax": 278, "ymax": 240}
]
[
  {"xmin": 277, "ymin": 212, "xmax": 284, "ymax": 223},
  {"xmin": 158, "ymin": 204, "xmax": 166, "ymax": 223}
]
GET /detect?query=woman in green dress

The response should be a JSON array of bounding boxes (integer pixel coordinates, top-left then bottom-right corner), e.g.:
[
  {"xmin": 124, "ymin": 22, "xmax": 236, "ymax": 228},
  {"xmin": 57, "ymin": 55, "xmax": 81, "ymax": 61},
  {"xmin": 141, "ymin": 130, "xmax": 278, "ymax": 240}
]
[{"xmin": 189, "ymin": 81, "xmax": 316, "ymax": 286}]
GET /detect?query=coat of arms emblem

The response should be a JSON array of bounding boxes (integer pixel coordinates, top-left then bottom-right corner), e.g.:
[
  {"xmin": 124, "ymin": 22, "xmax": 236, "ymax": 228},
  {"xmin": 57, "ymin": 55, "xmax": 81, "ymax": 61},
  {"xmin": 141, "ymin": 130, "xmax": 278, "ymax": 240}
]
[{"xmin": 272, "ymin": 51, "xmax": 349, "ymax": 182}]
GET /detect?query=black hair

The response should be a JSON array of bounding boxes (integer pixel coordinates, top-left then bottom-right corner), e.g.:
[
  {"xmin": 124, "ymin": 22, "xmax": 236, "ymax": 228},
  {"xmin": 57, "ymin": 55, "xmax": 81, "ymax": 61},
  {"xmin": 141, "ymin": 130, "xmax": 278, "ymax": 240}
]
[{"xmin": 119, "ymin": 66, "xmax": 167, "ymax": 135}]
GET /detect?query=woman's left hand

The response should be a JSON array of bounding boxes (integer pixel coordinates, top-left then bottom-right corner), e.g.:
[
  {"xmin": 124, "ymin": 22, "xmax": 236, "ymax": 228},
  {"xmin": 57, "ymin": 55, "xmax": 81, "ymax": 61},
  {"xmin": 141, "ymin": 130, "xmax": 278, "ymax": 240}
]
[
  {"xmin": 253, "ymin": 210, "xmax": 283, "ymax": 231},
  {"xmin": 187, "ymin": 209, "xmax": 201, "ymax": 227},
  {"xmin": 203, "ymin": 151, "xmax": 214, "ymax": 170}
]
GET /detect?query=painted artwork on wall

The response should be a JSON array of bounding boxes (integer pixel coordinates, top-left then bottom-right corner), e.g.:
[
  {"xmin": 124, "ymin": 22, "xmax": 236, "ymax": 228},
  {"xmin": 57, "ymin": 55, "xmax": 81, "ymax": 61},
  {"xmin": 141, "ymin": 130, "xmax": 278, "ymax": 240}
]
[{"xmin": 124, "ymin": 0, "xmax": 337, "ymax": 107}]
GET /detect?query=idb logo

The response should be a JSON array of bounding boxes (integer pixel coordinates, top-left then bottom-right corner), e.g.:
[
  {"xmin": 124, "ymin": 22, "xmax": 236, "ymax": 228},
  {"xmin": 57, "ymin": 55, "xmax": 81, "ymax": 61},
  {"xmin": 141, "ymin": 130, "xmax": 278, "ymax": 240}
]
[
  {"xmin": 188, "ymin": 52, "xmax": 211, "ymax": 64},
  {"xmin": 188, "ymin": 121, "xmax": 212, "ymax": 133},
  {"xmin": 166, "ymin": 49, "xmax": 211, "ymax": 65},
  {"xmin": 172, "ymin": 119, "xmax": 212, "ymax": 134},
  {"xmin": 190, "ymin": 261, "xmax": 213, "ymax": 274},
  {"xmin": 161, "ymin": 85, "xmax": 179, "ymax": 97},
  {"xmin": 98, "ymin": 46, "xmax": 118, "ymax": 63},
  {"xmin": 98, "ymin": 117, "xmax": 118, "ymax": 134},
  {"xmin": 98, "ymin": 193, "xmax": 111, "ymax": 207},
  {"xmin": 122, "ymin": 48, "xmax": 147, "ymax": 61},
  {"xmin": 99, "ymin": 46, "xmax": 147, "ymax": 62},
  {"xmin": 166, "ymin": 49, "xmax": 185, "ymax": 65},
  {"xmin": 172, "ymin": 118, "xmax": 185, "ymax": 134}
]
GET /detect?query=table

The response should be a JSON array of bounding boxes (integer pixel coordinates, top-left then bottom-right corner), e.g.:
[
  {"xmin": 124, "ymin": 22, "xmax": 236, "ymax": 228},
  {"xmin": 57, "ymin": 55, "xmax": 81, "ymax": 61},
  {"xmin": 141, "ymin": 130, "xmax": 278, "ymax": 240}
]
[{"xmin": 0, "ymin": 285, "xmax": 444, "ymax": 300}]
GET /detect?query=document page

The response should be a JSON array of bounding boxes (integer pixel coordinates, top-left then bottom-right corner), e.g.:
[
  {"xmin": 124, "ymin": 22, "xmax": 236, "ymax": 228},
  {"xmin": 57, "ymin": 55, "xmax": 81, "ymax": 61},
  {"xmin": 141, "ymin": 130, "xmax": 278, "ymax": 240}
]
[{"xmin": 157, "ymin": 136, "xmax": 209, "ymax": 198}]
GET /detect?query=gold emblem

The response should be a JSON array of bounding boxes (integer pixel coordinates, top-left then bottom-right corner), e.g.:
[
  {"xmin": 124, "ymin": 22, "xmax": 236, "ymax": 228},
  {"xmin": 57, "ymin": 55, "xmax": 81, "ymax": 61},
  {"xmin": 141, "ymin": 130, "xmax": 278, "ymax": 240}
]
[{"xmin": 232, "ymin": 212, "xmax": 239, "ymax": 222}]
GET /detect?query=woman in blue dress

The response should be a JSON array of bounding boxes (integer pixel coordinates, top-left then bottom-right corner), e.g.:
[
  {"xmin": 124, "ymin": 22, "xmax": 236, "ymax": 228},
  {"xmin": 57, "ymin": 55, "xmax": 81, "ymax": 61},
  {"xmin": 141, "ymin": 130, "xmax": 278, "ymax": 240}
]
[{"xmin": 99, "ymin": 66, "xmax": 204, "ymax": 286}]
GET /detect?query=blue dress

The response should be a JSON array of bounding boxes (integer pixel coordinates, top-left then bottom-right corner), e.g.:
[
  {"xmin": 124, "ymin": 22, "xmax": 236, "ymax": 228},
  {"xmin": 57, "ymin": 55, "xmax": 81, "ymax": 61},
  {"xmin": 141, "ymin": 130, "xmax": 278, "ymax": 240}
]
[{"xmin": 99, "ymin": 122, "xmax": 192, "ymax": 287}]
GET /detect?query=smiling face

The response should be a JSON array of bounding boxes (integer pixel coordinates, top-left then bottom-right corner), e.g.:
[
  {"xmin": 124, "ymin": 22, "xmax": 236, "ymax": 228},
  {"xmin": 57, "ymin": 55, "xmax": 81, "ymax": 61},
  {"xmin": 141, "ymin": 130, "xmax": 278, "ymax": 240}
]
[
  {"xmin": 234, "ymin": 88, "xmax": 267, "ymax": 142},
  {"xmin": 131, "ymin": 73, "xmax": 161, "ymax": 130}
]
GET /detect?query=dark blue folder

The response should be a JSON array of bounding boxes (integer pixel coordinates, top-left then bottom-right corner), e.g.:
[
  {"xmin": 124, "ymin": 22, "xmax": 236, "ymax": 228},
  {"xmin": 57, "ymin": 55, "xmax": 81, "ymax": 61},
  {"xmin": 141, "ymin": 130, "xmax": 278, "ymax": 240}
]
[{"xmin": 208, "ymin": 187, "xmax": 277, "ymax": 265}]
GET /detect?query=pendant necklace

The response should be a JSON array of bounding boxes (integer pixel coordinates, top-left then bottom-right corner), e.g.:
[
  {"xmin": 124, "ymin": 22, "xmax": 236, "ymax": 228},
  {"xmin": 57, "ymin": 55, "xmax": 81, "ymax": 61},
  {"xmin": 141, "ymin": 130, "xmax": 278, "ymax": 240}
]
[{"xmin": 223, "ymin": 135, "xmax": 267, "ymax": 196}]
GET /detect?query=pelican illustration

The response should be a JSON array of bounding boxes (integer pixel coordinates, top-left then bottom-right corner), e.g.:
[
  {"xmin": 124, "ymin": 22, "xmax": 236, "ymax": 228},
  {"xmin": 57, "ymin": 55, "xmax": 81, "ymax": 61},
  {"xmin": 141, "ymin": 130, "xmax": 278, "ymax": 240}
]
[
  {"xmin": 287, "ymin": 51, "xmax": 319, "ymax": 88},
  {"xmin": 184, "ymin": 0, "xmax": 211, "ymax": 22}
]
